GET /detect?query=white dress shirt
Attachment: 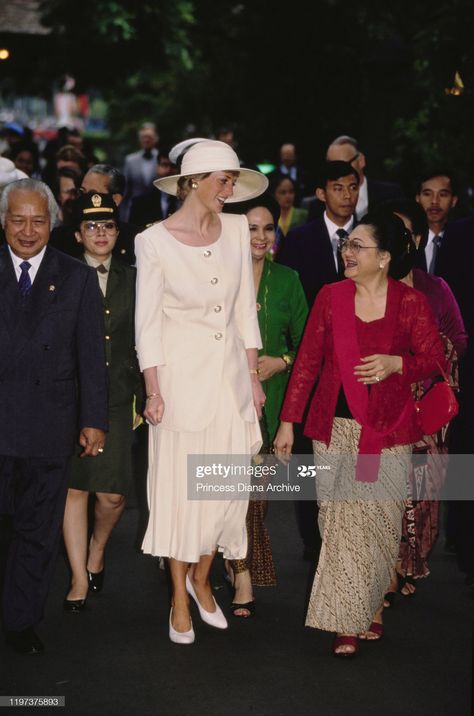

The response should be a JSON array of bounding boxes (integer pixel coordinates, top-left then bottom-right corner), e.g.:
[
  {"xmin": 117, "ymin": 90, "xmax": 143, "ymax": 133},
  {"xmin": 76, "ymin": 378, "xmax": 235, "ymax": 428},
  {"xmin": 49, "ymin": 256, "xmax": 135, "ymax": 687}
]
[
  {"xmin": 323, "ymin": 213, "xmax": 354, "ymax": 271},
  {"xmin": 8, "ymin": 245, "xmax": 46, "ymax": 284},
  {"xmin": 425, "ymin": 229, "xmax": 444, "ymax": 274},
  {"xmin": 356, "ymin": 178, "xmax": 369, "ymax": 219}
]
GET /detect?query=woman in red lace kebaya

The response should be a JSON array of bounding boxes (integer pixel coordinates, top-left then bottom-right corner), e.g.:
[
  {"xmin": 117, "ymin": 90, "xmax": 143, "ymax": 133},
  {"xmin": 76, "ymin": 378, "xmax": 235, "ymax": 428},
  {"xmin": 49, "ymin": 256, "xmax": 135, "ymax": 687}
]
[{"xmin": 274, "ymin": 211, "xmax": 445, "ymax": 657}]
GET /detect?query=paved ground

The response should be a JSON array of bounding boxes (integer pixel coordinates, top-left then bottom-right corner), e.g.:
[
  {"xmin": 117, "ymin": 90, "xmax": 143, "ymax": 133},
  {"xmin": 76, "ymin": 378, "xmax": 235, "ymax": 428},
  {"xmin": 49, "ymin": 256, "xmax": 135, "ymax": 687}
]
[{"xmin": 1, "ymin": 495, "xmax": 472, "ymax": 716}]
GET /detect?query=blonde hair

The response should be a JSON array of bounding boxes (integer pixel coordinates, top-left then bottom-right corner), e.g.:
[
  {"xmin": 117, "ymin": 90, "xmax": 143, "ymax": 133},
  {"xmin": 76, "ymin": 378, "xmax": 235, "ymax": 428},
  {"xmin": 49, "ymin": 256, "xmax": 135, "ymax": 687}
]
[{"xmin": 177, "ymin": 173, "xmax": 210, "ymax": 201}]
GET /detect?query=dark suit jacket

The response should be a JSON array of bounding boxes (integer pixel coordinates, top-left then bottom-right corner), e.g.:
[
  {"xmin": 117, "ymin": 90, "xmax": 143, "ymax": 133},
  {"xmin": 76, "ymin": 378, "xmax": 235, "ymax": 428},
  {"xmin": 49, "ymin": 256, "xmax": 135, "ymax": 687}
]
[
  {"xmin": 435, "ymin": 217, "xmax": 473, "ymax": 337},
  {"xmin": 430, "ymin": 217, "xmax": 474, "ymax": 444},
  {"xmin": 414, "ymin": 228, "xmax": 448, "ymax": 274},
  {"xmin": 50, "ymin": 220, "xmax": 142, "ymax": 266},
  {"xmin": 129, "ymin": 187, "xmax": 177, "ymax": 227},
  {"xmin": 276, "ymin": 217, "xmax": 339, "ymax": 307},
  {"xmin": 306, "ymin": 177, "xmax": 404, "ymax": 221},
  {"xmin": 0, "ymin": 244, "xmax": 108, "ymax": 458},
  {"xmin": 121, "ymin": 149, "xmax": 159, "ymax": 221}
]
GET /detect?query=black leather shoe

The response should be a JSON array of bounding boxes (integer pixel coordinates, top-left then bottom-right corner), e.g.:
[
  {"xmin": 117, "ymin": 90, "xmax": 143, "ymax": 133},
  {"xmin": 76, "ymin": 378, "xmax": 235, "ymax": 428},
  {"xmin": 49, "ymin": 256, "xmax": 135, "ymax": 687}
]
[
  {"xmin": 5, "ymin": 627, "xmax": 44, "ymax": 655},
  {"xmin": 87, "ymin": 568, "xmax": 104, "ymax": 593},
  {"xmin": 63, "ymin": 597, "xmax": 87, "ymax": 613}
]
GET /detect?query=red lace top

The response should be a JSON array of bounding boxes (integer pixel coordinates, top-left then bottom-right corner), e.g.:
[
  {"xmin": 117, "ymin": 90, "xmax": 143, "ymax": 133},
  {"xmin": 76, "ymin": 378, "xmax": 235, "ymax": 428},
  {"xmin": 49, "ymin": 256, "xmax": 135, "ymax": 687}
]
[{"xmin": 280, "ymin": 280, "xmax": 446, "ymax": 448}]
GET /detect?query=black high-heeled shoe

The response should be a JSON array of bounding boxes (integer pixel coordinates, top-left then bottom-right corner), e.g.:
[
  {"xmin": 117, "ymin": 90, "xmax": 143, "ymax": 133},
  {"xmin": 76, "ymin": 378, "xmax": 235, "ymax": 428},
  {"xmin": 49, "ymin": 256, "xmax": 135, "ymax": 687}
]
[
  {"xmin": 64, "ymin": 585, "xmax": 88, "ymax": 613},
  {"xmin": 87, "ymin": 568, "xmax": 105, "ymax": 593},
  {"xmin": 63, "ymin": 596, "xmax": 87, "ymax": 613}
]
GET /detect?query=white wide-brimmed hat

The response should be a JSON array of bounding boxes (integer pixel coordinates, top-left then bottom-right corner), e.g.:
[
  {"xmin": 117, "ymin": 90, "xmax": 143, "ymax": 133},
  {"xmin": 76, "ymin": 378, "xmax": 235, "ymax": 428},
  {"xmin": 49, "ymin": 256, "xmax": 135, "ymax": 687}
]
[
  {"xmin": 154, "ymin": 138, "xmax": 268, "ymax": 202},
  {"xmin": 0, "ymin": 157, "xmax": 28, "ymax": 189}
]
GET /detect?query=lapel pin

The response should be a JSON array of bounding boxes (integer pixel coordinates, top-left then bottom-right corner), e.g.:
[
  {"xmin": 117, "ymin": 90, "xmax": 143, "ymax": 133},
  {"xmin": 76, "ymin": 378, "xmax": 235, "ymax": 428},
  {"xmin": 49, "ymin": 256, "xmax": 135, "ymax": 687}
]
[{"xmin": 49, "ymin": 285, "xmax": 56, "ymax": 291}]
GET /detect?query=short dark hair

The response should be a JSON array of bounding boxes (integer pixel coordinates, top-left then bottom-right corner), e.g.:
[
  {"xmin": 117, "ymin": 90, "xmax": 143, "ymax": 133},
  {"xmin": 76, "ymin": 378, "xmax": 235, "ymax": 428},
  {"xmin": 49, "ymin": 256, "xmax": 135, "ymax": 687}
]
[
  {"xmin": 225, "ymin": 192, "xmax": 280, "ymax": 227},
  {"xmin": 316, "ymin": 161, "xmax": 360, "ymax": 189},
  {"xmin": 358, "ymin": 209, "xmax": 415, "ymax": 279},
  {"xmin": 58, "ymin": 166, "xmax": 83, "ymax": 188},
  {"xmin": 378, "ymin": 198, "xmax": 426, "ymax": 237},
  {"xmin": 87, "ymin": 164, "xmax": 126, "ymax": 196},
  {"xmin": 269, "ymin": 173, "xmax": 297, "ymax": 194},
  {"xmin": 9, "ymin": 140, "xmax": 39, "ymax": 164},
  {"xmin": 56, "ymin": 144, "xmax": 86, "ymax": 170},
  {"xmin": 417, "ymin": 170, "xmax": 458, "ymax": 196}
]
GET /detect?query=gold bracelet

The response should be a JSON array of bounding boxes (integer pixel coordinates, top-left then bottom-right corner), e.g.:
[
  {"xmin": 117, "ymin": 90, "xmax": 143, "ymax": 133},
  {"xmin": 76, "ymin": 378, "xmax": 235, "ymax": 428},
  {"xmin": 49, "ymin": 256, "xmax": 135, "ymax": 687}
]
[
  {"xmin": 249, "ymin": 369, "xmax": 259, "ymax": 375},
  {"xmin": 281, "ymin": 354, "xmax": 293, "ymax": 372},
  {"xmin": 146, "ymin": 393, "xmax": 161, "ymax": 400}
]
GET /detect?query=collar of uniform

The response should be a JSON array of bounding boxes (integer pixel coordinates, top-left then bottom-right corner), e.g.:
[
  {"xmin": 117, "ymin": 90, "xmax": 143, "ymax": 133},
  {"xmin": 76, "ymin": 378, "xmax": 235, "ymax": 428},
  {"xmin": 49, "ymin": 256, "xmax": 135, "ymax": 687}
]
[{"xmin": 84, "ymin": 254, "xmax": 112, "ymax": 272}]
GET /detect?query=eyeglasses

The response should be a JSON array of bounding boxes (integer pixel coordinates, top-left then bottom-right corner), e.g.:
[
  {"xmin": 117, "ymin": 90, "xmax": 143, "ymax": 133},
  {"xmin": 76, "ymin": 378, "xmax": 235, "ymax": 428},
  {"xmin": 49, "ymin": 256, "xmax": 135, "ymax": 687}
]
[
  {"xmin": 83, "ymin": 221, "xmax": 117, "ymax": 235},
  {"xmin": 338, "ymin": 238, "xmax": 379, "ymax": 254},
  {"xmin": 347, "ymin": 152, "xmax": 360, "ymax": 163}
]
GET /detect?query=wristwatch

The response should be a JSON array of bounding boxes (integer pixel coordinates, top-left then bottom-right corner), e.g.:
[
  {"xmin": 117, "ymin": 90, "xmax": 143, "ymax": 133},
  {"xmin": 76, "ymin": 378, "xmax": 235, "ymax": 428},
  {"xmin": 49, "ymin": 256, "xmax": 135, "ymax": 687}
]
[{"xmin": 281, "ymin": 354, "xmax": 293, "ymax": 372}]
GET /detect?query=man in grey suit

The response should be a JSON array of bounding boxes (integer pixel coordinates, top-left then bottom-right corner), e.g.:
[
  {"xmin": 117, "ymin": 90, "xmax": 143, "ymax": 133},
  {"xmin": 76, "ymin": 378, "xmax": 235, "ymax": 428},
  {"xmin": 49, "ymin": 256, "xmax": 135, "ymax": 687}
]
[
  {"xmin": 0, "ymin": 179, "xmax": 108, "ymax": 654},
  {"xmin": 120, "ymin": 122, "xmax": 159, "ymax": 221}
]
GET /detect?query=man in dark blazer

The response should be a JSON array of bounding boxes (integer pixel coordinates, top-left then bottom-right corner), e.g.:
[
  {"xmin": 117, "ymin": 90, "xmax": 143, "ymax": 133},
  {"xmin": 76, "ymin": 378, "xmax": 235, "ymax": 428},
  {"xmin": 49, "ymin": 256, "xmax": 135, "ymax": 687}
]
[
  {"xmin": 120, "ymin": 122, "xmax": 159, "ymax": 222},
  {"xmin": 306, "ymin": 135, "xmax": 404, "ymax": 221},
  {"xmin": 276, "ymin": 160, "xmax": 359, "ymax": 559},
  {"xmin": 129, "ymin": 150, "xmax": 178, "ymax": 227},
  {"xmin": 277, "ymin": 160, "xmax": 359, "ymax": 307},
  {"xmin": 414, "ymin": 170, "xmax": 459, "ymax": 274},
  {"xmin": 0, "ymin": 178, "xmax": 108, "ymax": 654}
]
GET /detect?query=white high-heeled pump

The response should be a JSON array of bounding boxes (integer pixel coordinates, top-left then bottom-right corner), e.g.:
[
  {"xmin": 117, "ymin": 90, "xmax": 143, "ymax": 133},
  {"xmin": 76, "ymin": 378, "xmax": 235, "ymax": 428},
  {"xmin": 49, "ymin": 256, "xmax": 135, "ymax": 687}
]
[
  {"xmin": 185, "ymin": 574, "xmax": 228, "ymax": 630},
  {"xmin": 169, "ymin": 608, "xmax": 195, "ymax": 644}
]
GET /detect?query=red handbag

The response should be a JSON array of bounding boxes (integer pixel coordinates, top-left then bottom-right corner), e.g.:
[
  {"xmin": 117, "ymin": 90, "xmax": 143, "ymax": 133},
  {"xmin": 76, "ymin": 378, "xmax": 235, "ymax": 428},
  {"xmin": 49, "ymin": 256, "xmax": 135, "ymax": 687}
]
[{"xmin": 414, "ymin": 363, "xmax": 458, "ymax": 435}]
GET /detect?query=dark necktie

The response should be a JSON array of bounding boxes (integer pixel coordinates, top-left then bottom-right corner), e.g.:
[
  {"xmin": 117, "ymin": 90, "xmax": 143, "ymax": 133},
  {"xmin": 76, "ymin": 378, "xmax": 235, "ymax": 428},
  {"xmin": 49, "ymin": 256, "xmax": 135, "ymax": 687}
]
[
  {"xmin": 334, "ymin": 229, "xmax": 348, "ymax": 278},
  {"xmin": 143, "ymin": 150, "xmax": 153, "ymax": 160},
  {"xmin": 18, "ymin": 260, "xmax": 32, "ymax": 297},
  {"xmin": 96, "ymin": 264, "xmax": 108, "ymax": 274},
  {"xmin": 428, "ymin": 234, "xmax": 442, "ymax": 274}
]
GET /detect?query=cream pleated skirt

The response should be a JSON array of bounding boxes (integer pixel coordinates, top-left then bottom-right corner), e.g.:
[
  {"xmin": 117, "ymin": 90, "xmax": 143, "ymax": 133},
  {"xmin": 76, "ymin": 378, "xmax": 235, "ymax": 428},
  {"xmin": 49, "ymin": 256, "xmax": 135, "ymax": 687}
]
[
  {"xmin": 306, "ymin": 418, "xmax": 411, "ymax": 633},
  {"xmin": 142, "ymin": 381, "xmax": 262, "ymax": 563}
]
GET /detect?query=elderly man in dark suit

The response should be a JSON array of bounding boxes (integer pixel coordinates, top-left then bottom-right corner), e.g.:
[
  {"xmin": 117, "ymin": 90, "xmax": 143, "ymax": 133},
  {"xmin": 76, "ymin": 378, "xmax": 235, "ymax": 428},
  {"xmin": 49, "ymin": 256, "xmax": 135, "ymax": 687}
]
[{"xmin": 0, "ymin": 179, "xmax": 108, "ymax": 654}]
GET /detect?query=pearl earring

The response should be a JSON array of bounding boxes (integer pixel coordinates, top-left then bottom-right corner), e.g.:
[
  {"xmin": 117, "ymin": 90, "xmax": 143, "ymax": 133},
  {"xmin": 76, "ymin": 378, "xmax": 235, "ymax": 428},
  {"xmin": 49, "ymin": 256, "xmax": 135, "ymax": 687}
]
[
  {"xmin": 191, "ymin": 181, "xmax": 198, "ymax": 190},
  {"xmin": 379, "ymin": 262, "xmax": 385, "ymax": 269}
]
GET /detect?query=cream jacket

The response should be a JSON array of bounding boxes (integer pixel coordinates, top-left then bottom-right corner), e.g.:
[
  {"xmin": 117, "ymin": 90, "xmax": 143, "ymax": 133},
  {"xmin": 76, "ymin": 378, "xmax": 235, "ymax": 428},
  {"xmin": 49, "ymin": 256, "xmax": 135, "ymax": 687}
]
[{"xmin": 135, "ymin": 213, "xmax": 262, "ymax": 432}]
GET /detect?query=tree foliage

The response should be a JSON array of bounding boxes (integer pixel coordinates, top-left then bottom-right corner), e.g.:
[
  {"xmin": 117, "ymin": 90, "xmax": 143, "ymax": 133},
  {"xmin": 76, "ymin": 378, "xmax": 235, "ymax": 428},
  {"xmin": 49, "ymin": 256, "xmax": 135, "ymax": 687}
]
[{"xmin": 38, "ymin": 0, "xmax": 474, "ymax": 188}]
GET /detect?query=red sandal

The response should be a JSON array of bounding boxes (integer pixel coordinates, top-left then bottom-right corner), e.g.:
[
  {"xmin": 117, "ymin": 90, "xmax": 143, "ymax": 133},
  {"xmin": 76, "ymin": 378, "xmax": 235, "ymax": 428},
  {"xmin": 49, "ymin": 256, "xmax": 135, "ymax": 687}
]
[
  {"xmin": 333, "ymin": 634, "xmax": 359, "ymax": 658},
  {"xmin": 359, "ymin": 621, "xmax": 384, "ymax": 640}
]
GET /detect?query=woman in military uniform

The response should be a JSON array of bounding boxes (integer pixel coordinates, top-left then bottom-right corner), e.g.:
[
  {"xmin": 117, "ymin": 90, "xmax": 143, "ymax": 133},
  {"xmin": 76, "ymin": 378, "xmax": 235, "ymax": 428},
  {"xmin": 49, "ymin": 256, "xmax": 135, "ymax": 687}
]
[{"xmin": 63, "ymin": 192, "xmax": 143, "ymax": 612}]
